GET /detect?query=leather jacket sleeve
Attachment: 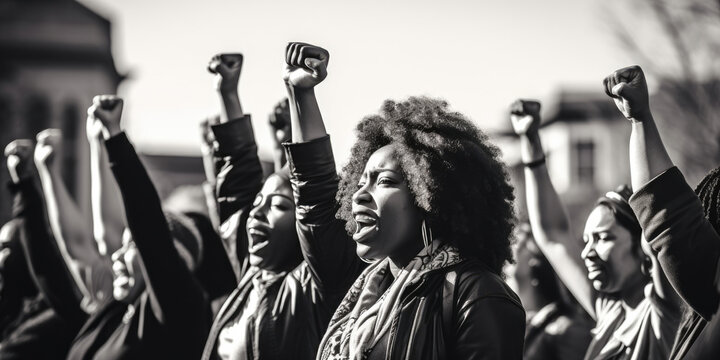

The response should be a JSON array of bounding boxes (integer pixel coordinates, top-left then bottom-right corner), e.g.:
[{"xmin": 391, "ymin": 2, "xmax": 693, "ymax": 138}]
[
  {"xmin": 283, "ymin": 135, "xmax": 364, "ymax": 294},
  {"xmin": 630, "ymin": 166, "xmax": 720, "ymax": 320},
  {"xmin": 210, "ymin": 116, "xmax": 264, "ymax": 281}
]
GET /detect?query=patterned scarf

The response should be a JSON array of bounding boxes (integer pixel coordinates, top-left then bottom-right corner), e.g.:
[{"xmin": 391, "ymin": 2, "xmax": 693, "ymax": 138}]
[{"xmin": 317, "ymin": 240, "xmax": 462, "ymax": 360}]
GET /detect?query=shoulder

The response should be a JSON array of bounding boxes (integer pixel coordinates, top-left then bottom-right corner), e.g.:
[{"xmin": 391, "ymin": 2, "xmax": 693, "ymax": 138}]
[{"xmin": 449, "ymin": 260, "xmax": 524, "ymax": 314}]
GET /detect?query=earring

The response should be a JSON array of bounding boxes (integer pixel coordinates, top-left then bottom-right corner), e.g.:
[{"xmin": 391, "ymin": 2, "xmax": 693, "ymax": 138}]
[
  {"xmin": 421, "ymin": 219, "xmax": 433, "ymax": 248},
  {"xmin": 640, "ymin": 255, "xmax": 652, "ymax": 277}
]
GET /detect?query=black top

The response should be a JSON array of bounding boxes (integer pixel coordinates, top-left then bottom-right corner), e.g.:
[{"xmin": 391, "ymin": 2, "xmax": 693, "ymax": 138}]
[
  {"xmin": 0, "ymin": 179, "xmax": 86, "ymax": 359},
  {"xmin": 64, "ymin": 133, "xmax": 211, "ymax": 360},
  {"xmin": 629, "ymin": 167, "xmax": 720, "ymax": 360}
]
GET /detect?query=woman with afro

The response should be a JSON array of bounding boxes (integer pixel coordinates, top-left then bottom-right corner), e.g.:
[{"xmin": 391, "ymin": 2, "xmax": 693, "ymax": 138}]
[
  {"xmin": 281, "ymin": 42, "xmax": 525, "ymax": 360},
  {"xmin": 605, "ymin": 65, "xmax": 720, "ymax": 359}
]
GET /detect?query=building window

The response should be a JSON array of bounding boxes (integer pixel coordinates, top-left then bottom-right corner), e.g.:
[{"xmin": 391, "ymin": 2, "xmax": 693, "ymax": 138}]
[{"xmin": 575, "ymin": 140, "xmax": 595, "ymax": 185}]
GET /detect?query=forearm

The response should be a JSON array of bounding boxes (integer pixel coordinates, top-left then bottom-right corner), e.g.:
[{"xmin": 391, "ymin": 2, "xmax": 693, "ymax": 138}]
[
  {"xmin": 13, "ymin": 180, "xmax": 88, "ymax": 322},
  {"xmin": 37, "ymin": 166, "xmax": 96, "ymax": 264},
  {"xmin": 521, "ymin": 132, "xmax": 595, "ymax": 316},
  {"xmin": 35, "ymin": 168, "xmax": 95, "ymax": 305},
  {"xmin": 288, "ymin": 87, "xmax": 327, "ymax": 142},
  {"xmin": 629, "ymin": 113, "xmax": 674, "ymax": 191},
  {"xmin": 105, "ymin": 133, "xmax": 201, "ymax": 316},
  {"xmin": 521, "ymin": 132, "xmax": 572, "ymax": 236},
  {"xmin": 89, "ymin": 139, "xmax": 125, "ymax": 255},
  {"xmin": 219, "ymin": 90, "xmax": 243, "ymax": 123}
]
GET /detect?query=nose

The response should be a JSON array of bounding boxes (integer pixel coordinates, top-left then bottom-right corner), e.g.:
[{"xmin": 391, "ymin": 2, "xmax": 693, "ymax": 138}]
[
  {"xmin": 581, "ymin": 238, "xmax": 597, "ymax": 260},
  {"xmin": 352, "ymin": 185, "xmax": 371, "ymax": 204},
  {"xmin": 249, "ymin": 201, "xmax": 267, "ymax": 221}
]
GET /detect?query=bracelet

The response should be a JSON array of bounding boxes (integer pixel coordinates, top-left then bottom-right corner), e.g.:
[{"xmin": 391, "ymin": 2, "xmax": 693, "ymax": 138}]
[{"xmin": 523, "ymin": 156, "xmax": 546, "ymax": 168}]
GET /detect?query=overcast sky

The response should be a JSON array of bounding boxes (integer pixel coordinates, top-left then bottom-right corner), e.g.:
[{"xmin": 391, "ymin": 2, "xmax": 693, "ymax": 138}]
[{"xmin": 79, "ymin": 0, "xmax": 635, "ymax": 164}]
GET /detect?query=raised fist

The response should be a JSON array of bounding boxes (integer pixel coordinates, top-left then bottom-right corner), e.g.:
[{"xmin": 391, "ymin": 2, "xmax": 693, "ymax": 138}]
[
  {"xmin": 603, "ymin": 65, "xmax": 650, "ymax": 121},
  {"xmin": 509, "ymin": 99, "xmax": 541, "ymax": 136},
  {"xmin": 269, "ymin": 98, "xmax": 291, "ymax": 145},
  {"xmin": 283, "ymin": 42, "xmax": 329, "ymax": 89},
  {"xmin": 88, "ymin": 95, "xmax": 124, "ymax": 140},
  {"xmin": 208, "ymin": 53, "xmax": 243, "ymax": 92},
  {"xmin": 4, "ymin": 139, "xmax": 34, "ymax": 184},
  {"xmin": 34, "ymin": 129, "xmax": 63, "ymax": 169}
]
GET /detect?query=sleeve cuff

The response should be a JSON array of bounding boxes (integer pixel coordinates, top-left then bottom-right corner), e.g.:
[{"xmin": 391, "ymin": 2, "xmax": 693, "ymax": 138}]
[
  {"xmin": 103, "ymin": 132, "xmax": 132, "ymax": 164},
  {"xmin": 210, "ymin": 115, "xmax": 254, "ymax": 156},
  {"xmin": 629, "ymin": 167, "xmax": 689, "ymax": 217},
  {"xmin": 282, "ymin": 135, "xmax": 335, "ymax": 178}
]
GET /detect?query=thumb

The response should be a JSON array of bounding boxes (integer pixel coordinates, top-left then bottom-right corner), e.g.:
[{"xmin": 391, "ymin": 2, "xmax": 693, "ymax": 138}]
[
  {"xmin": 612, "ymin": 83, "xmax": 630, "ymax": 99},
  {"xmin": 304, "ymin": 58, "xmax": 327, "ymax": 79}
]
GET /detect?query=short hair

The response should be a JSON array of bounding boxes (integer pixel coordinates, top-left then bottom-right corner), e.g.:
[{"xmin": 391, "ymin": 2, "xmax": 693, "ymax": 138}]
[
  {"xmin": 336, "ymin": 96, "xmax": 516, "ymax": 275},
  {"xmin": 595, "ymin": 184, "xmax": 643, "ymax": 254}
]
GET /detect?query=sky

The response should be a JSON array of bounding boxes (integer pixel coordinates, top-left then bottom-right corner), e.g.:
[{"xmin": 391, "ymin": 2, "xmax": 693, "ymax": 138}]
[{"xmin": 78, "ymin": 0, "xmax": 635, "ymax": 165}]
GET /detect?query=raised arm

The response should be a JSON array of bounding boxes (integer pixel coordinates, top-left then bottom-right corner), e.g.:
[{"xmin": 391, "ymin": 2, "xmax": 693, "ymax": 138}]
[
  {"xmin": 268, "ymin": 98, "xmax": 291, "ymax": 173},
  {"xmin": 283, "ymin": 42, "xmax": 363, "ymax": 293},
  {"xmin": 33, "ymin": 129, "xmax": 99, "ymax": 310},
  {"xmin": 4, "ymin": 140, "xmax": 88, "ymax": 326},
  {"xmin": 207, "ymin": 53, "xmax": 264, "ymax": 281},
  {"xmin": 88, "ymin": 110, "xmax": 125, "ymax": 256},
  {"xmin": 89, "ymin": 95, "xmax": 207, "ymax": 324},
  {"xmin": 510, "ymin": 100, "xmax": 596, "ymax": 318},
  {"xmin": 604, "ymin": 65, "xmax": 702, "ymax": 313}
]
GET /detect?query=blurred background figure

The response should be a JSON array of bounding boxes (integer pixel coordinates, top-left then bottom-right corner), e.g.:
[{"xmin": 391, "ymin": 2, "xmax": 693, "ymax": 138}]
[{"xmin": 509, "ymin": 222, "xmax": 592, "ymax": 360}]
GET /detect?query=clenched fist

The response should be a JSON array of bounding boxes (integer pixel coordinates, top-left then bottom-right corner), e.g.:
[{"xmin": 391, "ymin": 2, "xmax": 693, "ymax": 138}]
[
  {"xmin": 510, "ymin": 99, "xmax": 541, "ymax": 136},
  {"xmin": 208, "ymin": 53, "xmax": 243, "ymax": 92},
  {"xmin": 4, "ymin": 139, "xmax": 34, "ymax": 184},
  {"xmin": 283, "ymin": 42, "xmax": 329, "ymax": 89},
  {"xmin": 269, "ymin": 98, "xmax": 291, "ymax": 145},
  {"xmin": 603, "ymin": 65, "xmax": 650, "ymax": 121},
  {"xmin": 88, "ymin": 95, "xmax": 124, "ymax": 140},
  {"xmin": 34, "ymin": 129, "xmax": 63, "ymax": 170}
]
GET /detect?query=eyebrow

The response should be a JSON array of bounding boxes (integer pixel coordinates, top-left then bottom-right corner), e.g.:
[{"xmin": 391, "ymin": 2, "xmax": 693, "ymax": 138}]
[
  {"xmin": 363, "ymin": 168, "xmax": 402, "ymax": 177},
  {"xmin": 267, "ymin": 193, "xmax": 294, "ymax": 202}
]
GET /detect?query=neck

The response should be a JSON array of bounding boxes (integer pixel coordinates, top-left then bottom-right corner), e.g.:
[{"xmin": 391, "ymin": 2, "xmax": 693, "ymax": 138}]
[
  {"xmin": 619, "ymin": 276, "xmax": 647, "ymax": 311},
  {"xmin": 388, "ymin": 241, "xmax": 424, "ymax": 278}
]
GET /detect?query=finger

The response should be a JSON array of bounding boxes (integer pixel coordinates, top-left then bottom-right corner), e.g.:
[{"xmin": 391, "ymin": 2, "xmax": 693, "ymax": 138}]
[
  {"xmin": 301, "ymin": 45, "xmax": 329, "ymax": 63},
  {"xmin": 304, "ymin": 58, "xmax": 327, "ymax": 79},
  {"xmin": 87, "ymin": 103, "xmax": 99, "ymax": 119},
  {"xmin": 603, "ymin": 76, "xmax": 615, "ymax": 98},
  {"xmin": 220, "ymin": 53, "xmax": 243, "ymax": 68},
  {"xmin": 285, "ymin": 42, "xmax": 295, "ymax": 65},
  {"xmin": 290, "ymin": 43, "xmax": 302, "ymax": 67}
]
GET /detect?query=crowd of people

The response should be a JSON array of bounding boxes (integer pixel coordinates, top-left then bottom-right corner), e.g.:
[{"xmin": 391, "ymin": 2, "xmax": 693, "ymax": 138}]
[{"xmin": 0, "ymin": 42, "xmax": 718, "ymax": 360}]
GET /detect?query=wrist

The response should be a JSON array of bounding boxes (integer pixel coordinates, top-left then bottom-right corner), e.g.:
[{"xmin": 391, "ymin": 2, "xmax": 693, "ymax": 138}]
[{"xmin": 101, "ymin": 125, "xmax": 122, "ymax": 140}]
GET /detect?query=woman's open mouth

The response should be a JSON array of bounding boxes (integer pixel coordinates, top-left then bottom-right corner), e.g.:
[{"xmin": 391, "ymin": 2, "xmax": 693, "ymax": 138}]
[
  {"xmin": 247, "ymin": 223, "xmax": 271, "ymax": 252},
  {"xmin": 352, "ymin": 212, "xmax": 379, "ymax": 243}
]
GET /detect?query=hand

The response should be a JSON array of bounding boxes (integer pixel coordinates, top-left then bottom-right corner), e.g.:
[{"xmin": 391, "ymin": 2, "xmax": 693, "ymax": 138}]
[
  {"xmin": 269, "ymin": 98, "xmax": 291, "ymax": 145},
  {"xmin": 4, "ymin": 139, "xmax": 34, "ymax": 184},
  {"xmin": 208, "ymin": 53, "xmax": 243, "ymax": 92},
  {"xmin": 510, "ymin": 99, "xmax": 541, "ymax": 136},
  {"xmin": 88, "ymin": 95, "xmax": 124, "ymax": 140},
  {"xmin": 34, "ymin": 129, "xmax": 63, "ymax": 170},
  {"xmin": 603, "ymin": 65, "xmax": 650, "ymax": 121},
  {"xmin": 283, "ymin": 42, "xmax": 329, "ymax": 89}
]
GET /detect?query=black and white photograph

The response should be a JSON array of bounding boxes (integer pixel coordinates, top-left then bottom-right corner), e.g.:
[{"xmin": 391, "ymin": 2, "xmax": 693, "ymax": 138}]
[{"xmin": 1, "ymin": 0, "xmax": 720, "ymax": 359}]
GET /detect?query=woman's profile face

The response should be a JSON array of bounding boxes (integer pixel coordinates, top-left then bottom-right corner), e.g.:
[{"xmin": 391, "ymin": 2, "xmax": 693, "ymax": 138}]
[
  {"xmin": 351, "ymin": 145, "xmax": 423, "ymax": 261},
  {"xmin": 246, "ymin": 174, "xmax": 299, "ymax": 271},
  {"xmin": 581, "ymin": 205, "xmax": 643, "ymax": 293}
]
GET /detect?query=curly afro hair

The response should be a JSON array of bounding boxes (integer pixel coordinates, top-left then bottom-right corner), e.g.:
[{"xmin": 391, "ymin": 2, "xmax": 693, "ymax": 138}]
[{"xmin": 336, "ymin": 96, "xmax": 516, "ymax": 275}]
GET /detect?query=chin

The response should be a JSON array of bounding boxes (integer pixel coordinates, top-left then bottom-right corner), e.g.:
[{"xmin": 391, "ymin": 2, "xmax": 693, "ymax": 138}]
[{"xmin": 355, "ymin": 243, "xmax": 382, "ymax": 262}]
